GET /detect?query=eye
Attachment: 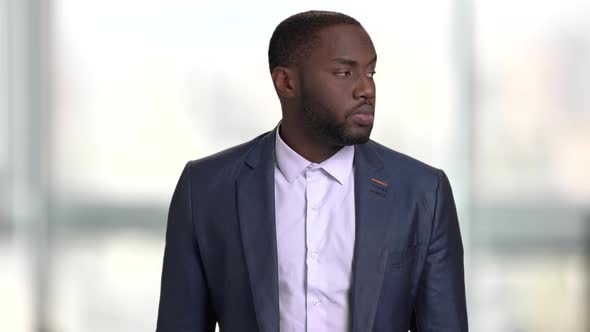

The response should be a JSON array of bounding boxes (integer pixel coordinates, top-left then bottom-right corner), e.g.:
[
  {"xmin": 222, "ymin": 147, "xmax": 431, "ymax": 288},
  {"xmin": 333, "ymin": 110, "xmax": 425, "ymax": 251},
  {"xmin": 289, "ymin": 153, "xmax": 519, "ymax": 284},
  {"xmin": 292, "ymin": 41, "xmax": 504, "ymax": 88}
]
[
  {"xmin": 334, "ymin": 71, "xmax": 352, "ymax": 77},
  {"xmin": 366, "ymin": 71, "xmax": 376, "ymax": 78}
]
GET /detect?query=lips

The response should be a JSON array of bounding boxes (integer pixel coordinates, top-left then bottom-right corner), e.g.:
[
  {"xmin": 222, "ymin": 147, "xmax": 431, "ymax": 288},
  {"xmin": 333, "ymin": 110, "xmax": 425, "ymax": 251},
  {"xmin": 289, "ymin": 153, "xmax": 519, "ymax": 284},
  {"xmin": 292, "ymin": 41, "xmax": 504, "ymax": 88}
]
[{"xmin": 349, "ymin": 105, "xmax": 374, "ymax": 126}]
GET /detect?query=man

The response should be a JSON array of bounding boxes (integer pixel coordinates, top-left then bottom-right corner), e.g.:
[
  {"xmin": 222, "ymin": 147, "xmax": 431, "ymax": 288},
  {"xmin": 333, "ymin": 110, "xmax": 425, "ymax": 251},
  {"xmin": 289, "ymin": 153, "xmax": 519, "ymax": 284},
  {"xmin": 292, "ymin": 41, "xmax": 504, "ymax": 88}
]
[{"xmin": 157, "ymin": 10, "xmax": 468, "ymax": 332}]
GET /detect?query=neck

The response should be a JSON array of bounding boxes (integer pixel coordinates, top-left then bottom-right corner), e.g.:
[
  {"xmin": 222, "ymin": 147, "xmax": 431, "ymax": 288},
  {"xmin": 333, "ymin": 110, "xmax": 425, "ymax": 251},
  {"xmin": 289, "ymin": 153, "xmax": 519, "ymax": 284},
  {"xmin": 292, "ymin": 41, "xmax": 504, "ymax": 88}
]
[{"xmin": 279, "ymin": 118, "xmax": 343, "ymax": 164}]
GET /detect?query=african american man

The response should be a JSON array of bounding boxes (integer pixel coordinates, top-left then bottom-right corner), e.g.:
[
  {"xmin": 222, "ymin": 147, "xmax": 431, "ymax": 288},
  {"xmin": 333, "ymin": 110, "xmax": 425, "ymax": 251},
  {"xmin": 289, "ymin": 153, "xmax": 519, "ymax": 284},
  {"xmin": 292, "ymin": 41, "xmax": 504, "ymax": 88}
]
[{"xmin": 156, "ymin": 10, "xmax": 468, "ymax": 332}]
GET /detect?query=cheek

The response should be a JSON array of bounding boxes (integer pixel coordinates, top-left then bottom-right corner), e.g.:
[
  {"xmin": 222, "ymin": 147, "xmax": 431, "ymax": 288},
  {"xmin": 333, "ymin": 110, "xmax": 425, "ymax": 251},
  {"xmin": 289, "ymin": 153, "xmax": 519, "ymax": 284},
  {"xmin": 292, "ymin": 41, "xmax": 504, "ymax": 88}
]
[
  {"xmin": 302, "ymin": 74, "xmax": 355, "ymax": 115},
  {"xmin": 314, "ymin": 92, "xmax": 350, "ymax": 119},
  {"xmin": 320, "ymin": 80, "xmax": 355, "ymax": 106}
]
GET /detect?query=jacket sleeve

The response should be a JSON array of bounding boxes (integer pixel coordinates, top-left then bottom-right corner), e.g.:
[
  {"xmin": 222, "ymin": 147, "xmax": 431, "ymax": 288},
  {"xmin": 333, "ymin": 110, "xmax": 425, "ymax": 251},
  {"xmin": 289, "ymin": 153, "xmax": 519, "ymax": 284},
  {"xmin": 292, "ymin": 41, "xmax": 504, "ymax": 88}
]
[
  {"xmin": 156, "ymin": 162, "xmax": 216, "ymax": 332},
  {"xmin": 412, "ymin": 170, "xmax": 468, "ymax": 331}
]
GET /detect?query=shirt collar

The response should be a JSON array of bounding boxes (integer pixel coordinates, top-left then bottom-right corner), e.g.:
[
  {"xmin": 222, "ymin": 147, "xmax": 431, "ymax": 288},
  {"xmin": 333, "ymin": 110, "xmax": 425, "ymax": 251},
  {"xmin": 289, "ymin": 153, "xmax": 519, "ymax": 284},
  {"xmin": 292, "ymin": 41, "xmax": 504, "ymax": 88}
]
[
  {"xmin": 274, "ymin": 125, "xmax": 355, "ymax": 185},
  {"xmin": 319, "ymin": 143, "xmax": 354, "ymax": 185}
]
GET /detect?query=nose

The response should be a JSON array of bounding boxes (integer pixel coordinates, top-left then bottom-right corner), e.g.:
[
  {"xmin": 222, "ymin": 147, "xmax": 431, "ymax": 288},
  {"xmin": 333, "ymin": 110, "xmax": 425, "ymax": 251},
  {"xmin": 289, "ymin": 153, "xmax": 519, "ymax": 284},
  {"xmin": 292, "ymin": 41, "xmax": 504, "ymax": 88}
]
[{"xmin": 353, "ymin": 75, "xmax": 375, "ymax": 102}]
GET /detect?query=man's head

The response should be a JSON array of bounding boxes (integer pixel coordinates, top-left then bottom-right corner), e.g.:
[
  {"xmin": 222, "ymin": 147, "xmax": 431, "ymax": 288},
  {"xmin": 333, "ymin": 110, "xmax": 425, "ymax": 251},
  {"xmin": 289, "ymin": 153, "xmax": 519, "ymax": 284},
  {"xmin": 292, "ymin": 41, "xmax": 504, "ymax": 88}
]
[{"xmin": 269, "ymin": 10, "xmax": 377, "ymax": 147}]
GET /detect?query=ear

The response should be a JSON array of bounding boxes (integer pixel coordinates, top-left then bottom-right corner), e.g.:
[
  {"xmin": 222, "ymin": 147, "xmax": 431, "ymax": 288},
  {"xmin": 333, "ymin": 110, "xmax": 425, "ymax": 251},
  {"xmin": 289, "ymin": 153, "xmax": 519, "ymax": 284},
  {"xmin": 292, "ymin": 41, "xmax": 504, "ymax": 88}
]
[{"xmin": 271, "ymin": 66, "xmax": 298, "ymax": 99}]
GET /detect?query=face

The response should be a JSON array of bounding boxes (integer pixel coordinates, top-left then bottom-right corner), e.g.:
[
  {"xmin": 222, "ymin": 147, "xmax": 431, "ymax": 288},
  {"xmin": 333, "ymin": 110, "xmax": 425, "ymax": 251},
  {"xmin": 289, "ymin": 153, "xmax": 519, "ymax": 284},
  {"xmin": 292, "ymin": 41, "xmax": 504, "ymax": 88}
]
[{"xmin": 297, "ymin": 24, "xmax": 377, "ymax": 146}]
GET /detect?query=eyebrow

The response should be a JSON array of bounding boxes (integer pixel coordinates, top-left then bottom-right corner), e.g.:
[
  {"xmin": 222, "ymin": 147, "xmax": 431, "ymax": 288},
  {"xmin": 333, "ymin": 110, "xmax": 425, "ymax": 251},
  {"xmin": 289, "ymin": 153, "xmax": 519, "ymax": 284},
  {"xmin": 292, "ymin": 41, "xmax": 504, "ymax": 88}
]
[{"xmin": 331, "ymin": 54, "xmax": 378, "ymax": 66}]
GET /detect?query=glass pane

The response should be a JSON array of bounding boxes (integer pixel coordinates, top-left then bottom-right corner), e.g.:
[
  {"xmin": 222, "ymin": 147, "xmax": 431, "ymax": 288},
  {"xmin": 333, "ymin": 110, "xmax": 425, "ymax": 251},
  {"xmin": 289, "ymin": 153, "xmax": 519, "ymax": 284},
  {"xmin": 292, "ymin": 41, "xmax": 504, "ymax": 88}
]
[{"xmin": 471, "ymin": 0, "xmax": 590, "ymax": 331}]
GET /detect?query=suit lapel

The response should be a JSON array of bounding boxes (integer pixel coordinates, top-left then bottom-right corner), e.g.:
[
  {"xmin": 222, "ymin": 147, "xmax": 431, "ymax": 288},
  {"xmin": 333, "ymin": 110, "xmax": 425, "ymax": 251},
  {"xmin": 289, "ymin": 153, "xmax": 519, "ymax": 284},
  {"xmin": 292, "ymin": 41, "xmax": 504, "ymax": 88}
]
[
  {"xmin": 236, "ymin": 130, "xmax": 280, "ymax": 332},
  {"xmin": 351, "ymin": 143, "xmax": 397, "ymax": 332}
]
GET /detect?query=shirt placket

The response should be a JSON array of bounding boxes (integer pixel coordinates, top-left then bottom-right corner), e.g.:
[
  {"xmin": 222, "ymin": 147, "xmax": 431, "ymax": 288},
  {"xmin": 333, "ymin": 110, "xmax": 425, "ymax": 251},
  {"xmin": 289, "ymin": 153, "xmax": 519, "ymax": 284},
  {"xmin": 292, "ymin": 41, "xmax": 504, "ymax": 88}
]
[{"xmin": 304, "ymin": 165, "xmax": 326, "ymax": 332}]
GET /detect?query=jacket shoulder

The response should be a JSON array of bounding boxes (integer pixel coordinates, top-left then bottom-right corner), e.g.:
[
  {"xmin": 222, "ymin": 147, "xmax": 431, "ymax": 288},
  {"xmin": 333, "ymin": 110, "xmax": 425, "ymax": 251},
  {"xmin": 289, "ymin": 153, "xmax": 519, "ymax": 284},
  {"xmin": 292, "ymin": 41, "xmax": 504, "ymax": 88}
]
[
  {"xmin": 366, "ymin": 140, "xmax": 443, "ymax": 189},
  {"xmin": 185, "ymin": 131, "xmax": 270, "ymax": 184},
  {"xmin": 369, "ymin": 140, "xmax": 440, "ymax": 173}
]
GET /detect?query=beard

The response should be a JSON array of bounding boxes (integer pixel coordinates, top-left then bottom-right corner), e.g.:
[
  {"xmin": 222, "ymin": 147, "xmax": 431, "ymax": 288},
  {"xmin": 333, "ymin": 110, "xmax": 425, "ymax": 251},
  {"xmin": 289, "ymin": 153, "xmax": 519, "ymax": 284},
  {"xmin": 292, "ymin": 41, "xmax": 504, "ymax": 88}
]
[{"xmin": 300, "ymin": 90, "xmax": 373, "ymax": 146}]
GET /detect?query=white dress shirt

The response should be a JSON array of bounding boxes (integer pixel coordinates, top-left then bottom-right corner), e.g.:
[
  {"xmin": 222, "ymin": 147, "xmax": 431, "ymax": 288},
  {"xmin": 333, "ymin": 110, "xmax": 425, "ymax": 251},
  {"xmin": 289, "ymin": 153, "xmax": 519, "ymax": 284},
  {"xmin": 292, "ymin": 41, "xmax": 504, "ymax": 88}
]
[{"xmin": 274, "ymin": 127, "xmax": 356, "ymax": 332}]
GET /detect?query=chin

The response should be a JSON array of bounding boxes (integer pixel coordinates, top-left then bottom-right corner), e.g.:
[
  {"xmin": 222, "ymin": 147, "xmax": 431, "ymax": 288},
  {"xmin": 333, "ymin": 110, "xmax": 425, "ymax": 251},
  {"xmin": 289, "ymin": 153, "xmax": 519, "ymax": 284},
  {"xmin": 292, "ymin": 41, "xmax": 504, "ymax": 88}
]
[
  {"xmin": 338, "ymin": 130, "xmax": 372, "ymax": 146},
  {"xmin": 350, "ymin": 127, "xmax": 372, "ymax": 141},
  {"xmin": 351, "ymin": 135, "xmax": 371, "ymax": 145}
]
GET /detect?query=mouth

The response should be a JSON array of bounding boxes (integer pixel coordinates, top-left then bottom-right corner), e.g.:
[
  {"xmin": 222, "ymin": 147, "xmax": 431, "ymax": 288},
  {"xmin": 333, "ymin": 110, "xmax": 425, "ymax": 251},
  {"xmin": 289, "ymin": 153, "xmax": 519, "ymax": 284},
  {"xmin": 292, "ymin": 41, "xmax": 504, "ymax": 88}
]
[{"xmin": 349, "ymin": 105, "xmax": 374, "ymax": 126}]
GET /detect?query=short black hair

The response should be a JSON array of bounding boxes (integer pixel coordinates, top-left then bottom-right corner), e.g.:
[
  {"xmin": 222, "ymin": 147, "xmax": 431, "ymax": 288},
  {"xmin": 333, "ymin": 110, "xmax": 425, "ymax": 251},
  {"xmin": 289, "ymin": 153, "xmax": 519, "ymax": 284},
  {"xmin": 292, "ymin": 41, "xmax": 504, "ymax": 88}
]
[{"xmin": 268, "ymin": 10, "xmax": 361, "ymax": 72}]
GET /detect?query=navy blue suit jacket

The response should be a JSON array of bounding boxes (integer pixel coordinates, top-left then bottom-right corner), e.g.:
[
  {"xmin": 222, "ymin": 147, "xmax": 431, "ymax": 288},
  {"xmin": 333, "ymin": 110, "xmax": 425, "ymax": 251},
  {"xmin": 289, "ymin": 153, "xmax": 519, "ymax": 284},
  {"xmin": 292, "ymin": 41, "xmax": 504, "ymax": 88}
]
[{"xmin": 156, "ymin": 129, "xmax": 468, "ymax": 332}]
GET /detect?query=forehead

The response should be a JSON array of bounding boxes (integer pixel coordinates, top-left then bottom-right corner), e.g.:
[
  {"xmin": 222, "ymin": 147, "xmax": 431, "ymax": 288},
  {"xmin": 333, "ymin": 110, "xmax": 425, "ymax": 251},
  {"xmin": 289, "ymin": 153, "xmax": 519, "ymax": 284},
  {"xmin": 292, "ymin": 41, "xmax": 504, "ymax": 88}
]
[{"xmin": 306, "ymin": 24, "xmax": 376, "ymax": 65}]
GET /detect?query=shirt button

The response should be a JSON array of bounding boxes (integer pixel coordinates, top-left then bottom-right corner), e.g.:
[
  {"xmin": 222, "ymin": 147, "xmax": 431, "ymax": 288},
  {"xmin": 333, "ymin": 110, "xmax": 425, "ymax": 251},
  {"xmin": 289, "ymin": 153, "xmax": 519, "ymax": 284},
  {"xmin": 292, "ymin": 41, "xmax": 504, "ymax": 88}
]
[
  {"xmin": 311, "ymin": 203, "xmax": 319, "ymax": 210},
  {"xmin": 313, "ymin": 298, "xmax": 321, "ymax": 306},
  {"xmin": 311, "ymin": 252, "xmax": 319, "ymax": 260}
]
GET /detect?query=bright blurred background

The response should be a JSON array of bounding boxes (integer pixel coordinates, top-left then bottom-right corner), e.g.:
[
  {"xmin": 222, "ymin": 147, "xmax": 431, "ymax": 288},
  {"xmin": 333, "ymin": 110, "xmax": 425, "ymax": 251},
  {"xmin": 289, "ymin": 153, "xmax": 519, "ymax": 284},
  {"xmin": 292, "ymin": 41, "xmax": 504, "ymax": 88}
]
[{"xmin": 1, "ymin": 0, "xmax": 589, "ymax": 331}]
